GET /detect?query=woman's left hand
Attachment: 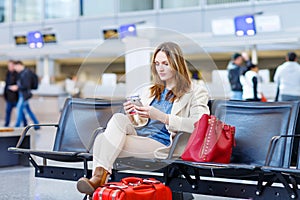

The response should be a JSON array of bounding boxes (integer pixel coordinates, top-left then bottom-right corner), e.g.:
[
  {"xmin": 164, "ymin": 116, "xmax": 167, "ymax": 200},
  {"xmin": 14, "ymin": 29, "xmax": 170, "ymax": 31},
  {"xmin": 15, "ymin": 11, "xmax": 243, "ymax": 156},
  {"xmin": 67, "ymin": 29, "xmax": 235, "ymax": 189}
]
[
  {"xmin": 135, "ymin": 105, "xmax": 168, "ymax": 124},
  {"xmin": 134, "ymin": 105, "xmax": 151, "ymax": 118}
]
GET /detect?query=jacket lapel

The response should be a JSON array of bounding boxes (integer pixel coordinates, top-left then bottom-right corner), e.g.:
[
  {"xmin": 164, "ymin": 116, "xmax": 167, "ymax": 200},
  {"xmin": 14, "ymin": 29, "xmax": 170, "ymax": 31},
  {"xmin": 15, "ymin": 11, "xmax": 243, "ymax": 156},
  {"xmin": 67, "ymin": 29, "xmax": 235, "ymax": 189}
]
[
  {"xmin": 171, "ymin": 90, "xmax": 192, "ymax": 115},
  {"xmin": 141, "ymin": 88, "xmax": 154, "ymax": 106}
]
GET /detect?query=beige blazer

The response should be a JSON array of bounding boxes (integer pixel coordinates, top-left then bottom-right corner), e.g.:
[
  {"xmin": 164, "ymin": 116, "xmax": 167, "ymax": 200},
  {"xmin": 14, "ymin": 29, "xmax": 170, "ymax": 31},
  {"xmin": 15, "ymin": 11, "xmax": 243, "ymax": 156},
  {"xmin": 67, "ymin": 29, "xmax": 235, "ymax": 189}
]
[{"xmin": 136, "ymin": 83, "xmax": 210, "ymax": 159}]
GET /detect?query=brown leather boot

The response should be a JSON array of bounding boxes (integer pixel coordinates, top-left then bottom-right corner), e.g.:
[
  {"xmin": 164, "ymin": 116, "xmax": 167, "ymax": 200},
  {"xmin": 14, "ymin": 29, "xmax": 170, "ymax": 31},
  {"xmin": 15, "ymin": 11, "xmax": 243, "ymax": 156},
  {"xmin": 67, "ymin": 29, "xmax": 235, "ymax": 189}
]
[{"xmin": 76, "ymin": 167, "xmax": 110, "ymax": 196}]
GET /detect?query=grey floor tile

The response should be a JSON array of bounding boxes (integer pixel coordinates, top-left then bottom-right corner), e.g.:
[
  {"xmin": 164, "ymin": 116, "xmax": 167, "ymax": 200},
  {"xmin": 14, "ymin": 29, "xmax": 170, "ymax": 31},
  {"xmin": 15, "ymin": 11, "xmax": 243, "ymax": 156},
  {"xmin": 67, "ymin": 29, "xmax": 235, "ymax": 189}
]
[{"xmin": 0, "ymin": 166, "xmax": 83, "ymax": 200}]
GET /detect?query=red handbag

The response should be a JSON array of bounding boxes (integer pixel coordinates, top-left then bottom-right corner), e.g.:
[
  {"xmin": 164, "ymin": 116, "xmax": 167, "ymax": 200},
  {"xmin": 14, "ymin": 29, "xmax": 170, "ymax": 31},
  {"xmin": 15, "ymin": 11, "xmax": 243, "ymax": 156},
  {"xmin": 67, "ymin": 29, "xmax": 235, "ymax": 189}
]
[
  {"xmin": 93, "ymin": 177, "xmax": 172, "ymax": 200},
  {"xmin": 181, "ymin": 114, "xmax": 236, "ymax": 164}
]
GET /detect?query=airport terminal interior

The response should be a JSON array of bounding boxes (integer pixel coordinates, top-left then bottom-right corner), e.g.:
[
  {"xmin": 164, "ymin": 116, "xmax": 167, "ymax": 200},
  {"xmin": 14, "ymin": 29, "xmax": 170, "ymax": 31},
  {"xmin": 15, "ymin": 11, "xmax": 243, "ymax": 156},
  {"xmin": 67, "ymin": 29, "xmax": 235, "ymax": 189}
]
[{"xmin": 0, "ymin": 0, "xmax": 300, "ymax": 199}]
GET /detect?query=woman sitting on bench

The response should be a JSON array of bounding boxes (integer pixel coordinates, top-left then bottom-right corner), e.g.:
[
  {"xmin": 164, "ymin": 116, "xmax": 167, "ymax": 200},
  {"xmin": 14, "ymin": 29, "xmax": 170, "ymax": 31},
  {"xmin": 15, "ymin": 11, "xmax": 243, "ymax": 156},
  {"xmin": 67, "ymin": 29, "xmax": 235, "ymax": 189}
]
[{"xmin": 76, "ymin": 41, "xmax": 210, "ymax": 196}]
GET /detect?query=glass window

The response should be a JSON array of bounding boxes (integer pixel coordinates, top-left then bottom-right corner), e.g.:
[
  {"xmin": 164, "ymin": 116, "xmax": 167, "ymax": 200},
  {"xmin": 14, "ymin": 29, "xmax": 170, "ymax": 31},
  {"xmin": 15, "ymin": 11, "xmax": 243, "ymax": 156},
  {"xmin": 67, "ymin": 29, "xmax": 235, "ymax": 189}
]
[
  {"xmin": 81, "ymin": 0, "xmax": 114, "ymax": 16},
  {"xmin": 161, "ymin": 0, "xmax": 199, "ymax": 9},
  {"xmin": 119, "ymin": 0, "xmax": 153, "ymax": 12},
  {"xmin": 0, "ymin": 0, "xmax": 9, "ymax": 23},
  {"xmin": 13, "ymin": 0, "xmax": 42, "ymax": 22},
  {"xmin": 45, "ymin": 0, "xmax": 77, "ymax": 19},
  {"xmin": 206, "ymin": 0, "xmax": 249, "ymax": 5}
]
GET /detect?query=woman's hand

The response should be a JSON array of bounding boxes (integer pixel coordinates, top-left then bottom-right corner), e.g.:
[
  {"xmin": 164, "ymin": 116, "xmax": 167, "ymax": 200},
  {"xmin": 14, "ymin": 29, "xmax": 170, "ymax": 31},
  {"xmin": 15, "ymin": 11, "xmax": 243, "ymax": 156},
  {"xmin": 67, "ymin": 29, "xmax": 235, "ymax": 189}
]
[
  {"xmin": 135, "ymin": 105, "xmax": 169, "ymax": 125},
  {"xmin": 134, "ymin": 105, "xmax": 151, "ymax": 118},
  {"xmin": 123, "ymin": 101, "xmax": 135, "ymax": 115}
]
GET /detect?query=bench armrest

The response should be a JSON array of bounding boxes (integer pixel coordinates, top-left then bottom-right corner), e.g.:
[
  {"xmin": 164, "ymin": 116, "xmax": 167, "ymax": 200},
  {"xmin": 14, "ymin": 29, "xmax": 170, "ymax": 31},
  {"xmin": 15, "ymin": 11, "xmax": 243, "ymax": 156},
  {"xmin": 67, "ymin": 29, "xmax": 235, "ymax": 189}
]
[
  {"xmin": 16, "ymin": 123, "xmax": 59, "ymax": 148},
  {"xmin": 86, "ymin": 127, "xmax": 106, "ymax": 152},
  {"xmin": 265, "ymin": 134, "xmax": 300, "ymax": 166},
  {"xmin": 167, "ymin": 132, "xmax": 188, "ymax": 159}
]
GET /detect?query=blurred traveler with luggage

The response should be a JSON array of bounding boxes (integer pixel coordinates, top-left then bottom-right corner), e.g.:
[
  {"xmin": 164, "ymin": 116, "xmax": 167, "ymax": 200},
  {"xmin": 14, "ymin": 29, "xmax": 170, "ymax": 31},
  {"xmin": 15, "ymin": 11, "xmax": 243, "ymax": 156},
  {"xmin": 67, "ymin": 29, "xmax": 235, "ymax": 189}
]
[
  {"xmin": 76, "ymin": 42, "xmax": 210, "ymax": 196},
  {"xmin": 240, "ymin": 63, "xmax": 265, "ymax": 101}
]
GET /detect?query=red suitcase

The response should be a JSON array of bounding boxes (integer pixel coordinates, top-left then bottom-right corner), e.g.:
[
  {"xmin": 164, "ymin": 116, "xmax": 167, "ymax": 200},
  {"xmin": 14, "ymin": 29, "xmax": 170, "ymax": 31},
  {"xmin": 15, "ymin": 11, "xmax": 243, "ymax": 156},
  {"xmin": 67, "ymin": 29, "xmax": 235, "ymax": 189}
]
[{"xmin": 93, "ymin": 177, "xmax": 172, "ymax": 200}]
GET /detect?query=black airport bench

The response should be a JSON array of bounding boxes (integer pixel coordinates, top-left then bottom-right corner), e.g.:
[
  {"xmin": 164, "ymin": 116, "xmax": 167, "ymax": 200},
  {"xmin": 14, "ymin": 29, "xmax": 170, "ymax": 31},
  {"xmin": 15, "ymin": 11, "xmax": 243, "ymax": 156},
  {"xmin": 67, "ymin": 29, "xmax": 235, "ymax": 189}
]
[{"xmin": 8, "ymin": 98, "xmax": 300, "ymax": 200}]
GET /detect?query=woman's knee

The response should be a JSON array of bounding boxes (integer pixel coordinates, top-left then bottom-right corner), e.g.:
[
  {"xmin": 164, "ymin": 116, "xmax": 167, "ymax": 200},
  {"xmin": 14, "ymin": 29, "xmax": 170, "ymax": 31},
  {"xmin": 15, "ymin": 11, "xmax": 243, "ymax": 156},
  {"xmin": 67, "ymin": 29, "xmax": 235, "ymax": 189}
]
[
  {"xmin": 111, "ymin": 113, "xmax": 127, "ymax": 121},
  {"xmin": 106, "ymin": 113, "xmax": 135, "ymax": 135},
  {"xmin": 109, "ymin": 113, "xmax": 130, "ymax": 127}
]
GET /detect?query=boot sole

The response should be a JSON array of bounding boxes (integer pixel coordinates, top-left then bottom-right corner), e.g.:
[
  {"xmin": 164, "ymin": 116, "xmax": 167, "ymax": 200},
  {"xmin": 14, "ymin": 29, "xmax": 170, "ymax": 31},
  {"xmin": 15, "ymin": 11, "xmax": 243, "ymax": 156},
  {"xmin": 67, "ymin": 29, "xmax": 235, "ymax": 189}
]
[{"xmin": 77, "ymin": 179, "xmax": 95, "ymax": 196}]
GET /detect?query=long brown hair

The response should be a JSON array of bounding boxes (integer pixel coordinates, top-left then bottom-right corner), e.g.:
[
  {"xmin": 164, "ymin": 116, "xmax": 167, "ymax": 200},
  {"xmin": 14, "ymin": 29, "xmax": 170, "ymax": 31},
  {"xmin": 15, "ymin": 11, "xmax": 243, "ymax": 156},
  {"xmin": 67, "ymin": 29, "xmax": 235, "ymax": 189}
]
[{"xmin": 150, "ymin": 42, "xmax": 191, "ymax": 102}]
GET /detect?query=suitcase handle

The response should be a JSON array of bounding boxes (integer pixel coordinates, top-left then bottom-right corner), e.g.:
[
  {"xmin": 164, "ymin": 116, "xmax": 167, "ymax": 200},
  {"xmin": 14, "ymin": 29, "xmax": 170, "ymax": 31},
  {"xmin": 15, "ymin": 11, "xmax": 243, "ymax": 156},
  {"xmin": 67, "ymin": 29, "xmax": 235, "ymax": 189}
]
[
  {"xmin": 122, "ymin": 177, "xmax": 143, "ymax": 185},
  {"xmin": 132, "ymin": 184, "xmax": 154, "ymax": 191}
]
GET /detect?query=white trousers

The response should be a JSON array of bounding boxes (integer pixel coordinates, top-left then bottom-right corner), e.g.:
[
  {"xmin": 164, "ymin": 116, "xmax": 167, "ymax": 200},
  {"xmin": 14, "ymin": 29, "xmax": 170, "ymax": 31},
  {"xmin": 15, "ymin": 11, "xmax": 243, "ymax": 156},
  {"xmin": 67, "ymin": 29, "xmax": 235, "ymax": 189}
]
[{"xmin": 92, "ymin": 113, "xmax": 165, "ymax": 173}]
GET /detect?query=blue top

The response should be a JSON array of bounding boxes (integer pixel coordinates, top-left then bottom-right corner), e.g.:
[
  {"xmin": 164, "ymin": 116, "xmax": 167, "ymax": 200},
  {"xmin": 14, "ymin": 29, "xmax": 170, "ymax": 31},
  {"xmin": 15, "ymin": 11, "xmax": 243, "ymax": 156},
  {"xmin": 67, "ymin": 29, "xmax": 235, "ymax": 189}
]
[{"xmin": 136, "ymin": 89, "xmax": 173, "ymax": 146}]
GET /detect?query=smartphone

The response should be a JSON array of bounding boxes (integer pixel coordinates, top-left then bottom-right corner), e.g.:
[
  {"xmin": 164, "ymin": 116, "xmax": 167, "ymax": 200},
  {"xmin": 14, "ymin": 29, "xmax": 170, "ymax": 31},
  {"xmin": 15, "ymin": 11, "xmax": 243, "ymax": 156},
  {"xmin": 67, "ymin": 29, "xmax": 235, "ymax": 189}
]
[
  {"xmin": 127, "ymin": 95, "xmax": 142, "ymax": 115},
  {"xmin": 130, "ymin": 96, "xmax": 143, "ymax": 106}
]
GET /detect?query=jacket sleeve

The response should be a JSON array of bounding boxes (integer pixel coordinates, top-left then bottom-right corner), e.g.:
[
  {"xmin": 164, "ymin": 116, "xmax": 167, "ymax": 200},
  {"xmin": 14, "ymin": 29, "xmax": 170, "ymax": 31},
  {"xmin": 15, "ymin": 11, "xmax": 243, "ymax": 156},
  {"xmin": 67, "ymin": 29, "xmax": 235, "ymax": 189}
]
[
  {"xmin": 273, "ymin": 67, "xmax": 281, "ymax": 85},
  {"xmin": 17, "ymin": 70, "xmax": 31, "ymax": 91},
  {"xmin": 228, "ymin": 69, "xmax": 235, "ymax": 85},
  {"xmin": 167, "ymin": 84, "xmax": 210, "ymax": 135}
]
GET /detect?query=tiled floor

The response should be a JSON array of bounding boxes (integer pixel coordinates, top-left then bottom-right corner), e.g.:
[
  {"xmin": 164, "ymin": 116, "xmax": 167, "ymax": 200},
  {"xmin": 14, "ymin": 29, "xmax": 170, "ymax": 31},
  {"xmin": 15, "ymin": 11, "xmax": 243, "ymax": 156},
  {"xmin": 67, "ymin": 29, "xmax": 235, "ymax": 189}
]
[
  {"xmin": 0, "ymin": 166, "xmax": 83, "ymax": 200},
  {"xmin": 0, "ymin": 165, "xmax": 245, "ymax": 200}
]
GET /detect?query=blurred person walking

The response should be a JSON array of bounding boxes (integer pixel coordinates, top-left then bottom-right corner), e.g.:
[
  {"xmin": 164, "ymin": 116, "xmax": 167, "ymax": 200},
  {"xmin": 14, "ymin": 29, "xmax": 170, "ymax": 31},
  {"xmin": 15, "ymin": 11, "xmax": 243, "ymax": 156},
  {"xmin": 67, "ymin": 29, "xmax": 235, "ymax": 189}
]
[
  {"xmin": 227, "ymin": 52, "xmax": 251, "ymax": 100},
  {"xmin": 274, "ymin": 52, "xmax": 300, "ymax": 101},
  {"xmin": 3, "ymin": 60, "xmax": 27, "ymax": 127},
  {"xmin": 9, "ymin": 60, "xmax": 39, "ymax": 129}
]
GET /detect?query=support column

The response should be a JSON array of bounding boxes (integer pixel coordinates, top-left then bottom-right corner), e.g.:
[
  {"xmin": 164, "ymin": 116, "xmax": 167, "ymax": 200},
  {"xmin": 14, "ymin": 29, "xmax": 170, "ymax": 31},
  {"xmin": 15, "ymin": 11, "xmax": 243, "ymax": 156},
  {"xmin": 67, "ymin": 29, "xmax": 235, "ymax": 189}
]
[
  {"xmin": 36, "ymin": 56, "xmax": 55, "ymax": 85},
  {"xmin": 123, "ymin": 37, "xmax": 151, "ymax": 95},
  {"xmin": 251, "ymin": 45, "xmax": 258, "ymax": 65}
]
